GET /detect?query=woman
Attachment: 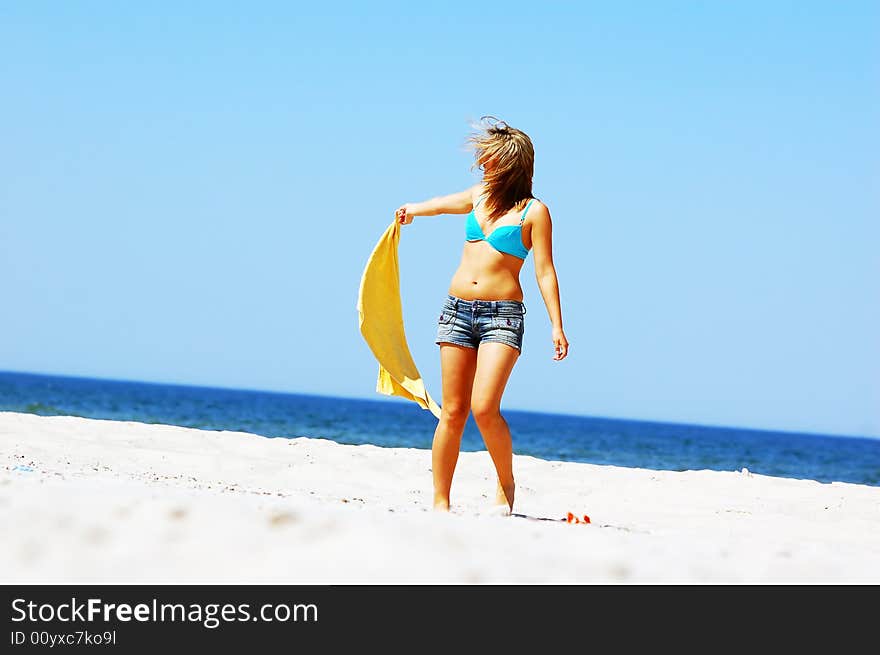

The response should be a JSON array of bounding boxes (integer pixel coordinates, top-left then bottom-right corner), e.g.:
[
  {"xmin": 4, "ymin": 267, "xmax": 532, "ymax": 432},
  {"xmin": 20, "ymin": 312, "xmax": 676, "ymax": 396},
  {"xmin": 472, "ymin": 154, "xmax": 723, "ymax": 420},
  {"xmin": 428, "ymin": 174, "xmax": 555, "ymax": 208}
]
[{"xmin": 395, "ymin": 116, "xmax": 569, "ymax": 515}]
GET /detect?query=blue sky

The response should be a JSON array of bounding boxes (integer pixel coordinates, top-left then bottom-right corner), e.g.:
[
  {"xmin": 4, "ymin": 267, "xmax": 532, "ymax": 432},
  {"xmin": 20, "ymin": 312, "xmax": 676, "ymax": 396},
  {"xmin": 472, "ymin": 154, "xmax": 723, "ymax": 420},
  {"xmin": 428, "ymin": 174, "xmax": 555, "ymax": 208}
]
[{"xmin": 1, "ymin": 1, "xmax": 877, "ymax": 438}]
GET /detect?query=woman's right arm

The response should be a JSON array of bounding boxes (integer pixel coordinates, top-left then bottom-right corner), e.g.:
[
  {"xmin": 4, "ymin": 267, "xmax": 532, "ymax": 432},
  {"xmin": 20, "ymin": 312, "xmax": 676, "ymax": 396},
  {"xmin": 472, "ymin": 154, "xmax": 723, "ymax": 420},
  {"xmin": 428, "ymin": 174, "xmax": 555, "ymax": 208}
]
[{"xmin": 395, "ymin": 184, "xmax": 480, "ymax": 224}]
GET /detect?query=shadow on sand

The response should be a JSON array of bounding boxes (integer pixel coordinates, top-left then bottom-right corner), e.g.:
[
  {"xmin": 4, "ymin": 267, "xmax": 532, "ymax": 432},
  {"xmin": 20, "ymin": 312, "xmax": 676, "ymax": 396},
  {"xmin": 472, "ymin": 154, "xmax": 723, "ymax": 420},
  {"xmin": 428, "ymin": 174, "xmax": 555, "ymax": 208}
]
[{"xmin": 510, "ymin": 512, "xmax": 565, "ymax": 522}]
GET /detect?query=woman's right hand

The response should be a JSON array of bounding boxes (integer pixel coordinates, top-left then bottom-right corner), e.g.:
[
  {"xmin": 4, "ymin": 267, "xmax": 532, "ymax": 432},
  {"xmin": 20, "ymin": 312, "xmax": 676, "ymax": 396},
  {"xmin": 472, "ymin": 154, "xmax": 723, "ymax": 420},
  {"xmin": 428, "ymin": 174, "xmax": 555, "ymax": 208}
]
[{"xmin": 395, "ymin": 203, "xmax": 416, "ymax": 225}]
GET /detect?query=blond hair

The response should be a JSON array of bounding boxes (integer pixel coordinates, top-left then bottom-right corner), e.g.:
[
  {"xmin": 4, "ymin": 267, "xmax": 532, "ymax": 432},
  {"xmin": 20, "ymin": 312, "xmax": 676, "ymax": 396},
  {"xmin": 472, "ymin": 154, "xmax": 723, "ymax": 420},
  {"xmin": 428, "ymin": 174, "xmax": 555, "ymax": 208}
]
[{"xmin": 463, "ymin": 115, "xmax": 539, "ymax": 222}]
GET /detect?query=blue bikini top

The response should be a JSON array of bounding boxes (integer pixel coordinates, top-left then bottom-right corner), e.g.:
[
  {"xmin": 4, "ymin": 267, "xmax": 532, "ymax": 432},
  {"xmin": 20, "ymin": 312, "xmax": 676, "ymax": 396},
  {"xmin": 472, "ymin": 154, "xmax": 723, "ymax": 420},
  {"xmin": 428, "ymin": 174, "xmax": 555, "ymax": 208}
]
[{"xmin": 465, "ymin": 195, "xmax": 535, "ymax": 260}]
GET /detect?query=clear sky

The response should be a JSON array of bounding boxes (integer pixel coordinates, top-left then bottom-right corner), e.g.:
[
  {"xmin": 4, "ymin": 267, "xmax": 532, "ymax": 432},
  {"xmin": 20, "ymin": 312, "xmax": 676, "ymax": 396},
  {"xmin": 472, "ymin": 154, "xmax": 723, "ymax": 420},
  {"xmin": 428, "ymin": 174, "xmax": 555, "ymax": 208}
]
[{"xmin": 1, "ymin": 2, "xmax": 878, "ymax": 438}]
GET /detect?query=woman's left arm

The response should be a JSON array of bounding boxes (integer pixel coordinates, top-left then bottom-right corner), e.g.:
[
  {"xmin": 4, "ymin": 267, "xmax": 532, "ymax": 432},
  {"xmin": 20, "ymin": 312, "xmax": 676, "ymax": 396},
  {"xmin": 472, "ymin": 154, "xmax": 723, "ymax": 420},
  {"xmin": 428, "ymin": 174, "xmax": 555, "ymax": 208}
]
[{"xmin": 529, "ymin": 203, "xmax": 570, "ymax": 361}]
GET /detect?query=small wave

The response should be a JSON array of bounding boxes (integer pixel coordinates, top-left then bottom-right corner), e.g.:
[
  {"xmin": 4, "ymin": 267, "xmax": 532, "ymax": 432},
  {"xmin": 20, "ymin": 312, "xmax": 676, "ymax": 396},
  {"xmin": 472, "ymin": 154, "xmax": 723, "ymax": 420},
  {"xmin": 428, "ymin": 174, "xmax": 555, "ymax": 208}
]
[{"xmin": 23, "ymin": 402, "xmax": 66, "ymax": 416}]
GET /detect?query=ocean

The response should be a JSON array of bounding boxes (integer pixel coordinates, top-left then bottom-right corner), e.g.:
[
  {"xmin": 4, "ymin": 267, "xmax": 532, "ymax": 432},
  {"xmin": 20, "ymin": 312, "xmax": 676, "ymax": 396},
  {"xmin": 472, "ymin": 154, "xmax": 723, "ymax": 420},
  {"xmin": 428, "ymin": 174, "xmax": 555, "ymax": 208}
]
[{"xmin": 1, "ymin": 369, "xmax": 877, "ymax": 487}]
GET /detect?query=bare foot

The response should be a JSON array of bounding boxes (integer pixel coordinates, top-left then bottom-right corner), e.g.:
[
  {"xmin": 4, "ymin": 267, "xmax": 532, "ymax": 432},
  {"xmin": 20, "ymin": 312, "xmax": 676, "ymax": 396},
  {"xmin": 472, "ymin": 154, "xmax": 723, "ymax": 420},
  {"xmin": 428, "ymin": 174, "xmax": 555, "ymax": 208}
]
[
  {"xmin": 433, "ymin": 496, "xmax": 450, "ymax": 512},
  {"xmin": 495, "ymin": 479, "xmax": 515, "ymax": 513}
]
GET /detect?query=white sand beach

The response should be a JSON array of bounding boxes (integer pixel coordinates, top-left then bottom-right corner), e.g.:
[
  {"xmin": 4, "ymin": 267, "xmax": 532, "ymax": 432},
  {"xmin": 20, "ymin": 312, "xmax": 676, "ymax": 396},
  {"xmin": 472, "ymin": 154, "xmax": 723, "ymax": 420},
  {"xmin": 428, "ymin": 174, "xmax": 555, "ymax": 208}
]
[{"xmin": 1, "ymin": 410, "xmax": 878, "ymax": 584}]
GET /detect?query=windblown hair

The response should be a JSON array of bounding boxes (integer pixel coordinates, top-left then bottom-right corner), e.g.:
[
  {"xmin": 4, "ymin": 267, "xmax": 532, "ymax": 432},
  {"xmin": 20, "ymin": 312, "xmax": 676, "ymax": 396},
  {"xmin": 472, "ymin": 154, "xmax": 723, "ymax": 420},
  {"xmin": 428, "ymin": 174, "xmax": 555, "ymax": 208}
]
[{"xmin": 463, "ymin": 115, "xmax": 539, "ymax": 222}]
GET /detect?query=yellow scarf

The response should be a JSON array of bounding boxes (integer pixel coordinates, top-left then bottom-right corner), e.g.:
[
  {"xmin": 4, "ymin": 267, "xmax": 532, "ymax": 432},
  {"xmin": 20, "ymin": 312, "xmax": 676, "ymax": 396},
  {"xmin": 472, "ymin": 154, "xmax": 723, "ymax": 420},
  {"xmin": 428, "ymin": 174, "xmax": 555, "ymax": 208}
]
[{"xmin": 357, "ymin": 218, "xmax": 442, "ymax": 419}]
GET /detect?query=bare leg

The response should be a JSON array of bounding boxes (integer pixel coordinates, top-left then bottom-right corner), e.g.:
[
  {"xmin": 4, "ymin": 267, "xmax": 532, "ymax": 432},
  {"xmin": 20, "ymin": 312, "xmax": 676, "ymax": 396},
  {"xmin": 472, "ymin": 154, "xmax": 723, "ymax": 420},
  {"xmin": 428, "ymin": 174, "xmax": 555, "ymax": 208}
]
[
  {"xmin": 432, "ymin": 344, "xmax": 478, "ymax": 511},
  {"xmin": 470, "ymin": 342, "xmax": 520, "ymax": 514}
]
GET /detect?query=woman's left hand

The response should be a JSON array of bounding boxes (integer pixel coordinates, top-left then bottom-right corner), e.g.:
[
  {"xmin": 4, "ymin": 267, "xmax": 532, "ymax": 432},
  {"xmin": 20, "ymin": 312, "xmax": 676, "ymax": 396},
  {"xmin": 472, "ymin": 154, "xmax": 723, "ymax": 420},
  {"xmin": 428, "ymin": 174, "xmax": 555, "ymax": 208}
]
[{"xmin": 552, "ymin": 327, "xmax": 569, "ymax": 361}]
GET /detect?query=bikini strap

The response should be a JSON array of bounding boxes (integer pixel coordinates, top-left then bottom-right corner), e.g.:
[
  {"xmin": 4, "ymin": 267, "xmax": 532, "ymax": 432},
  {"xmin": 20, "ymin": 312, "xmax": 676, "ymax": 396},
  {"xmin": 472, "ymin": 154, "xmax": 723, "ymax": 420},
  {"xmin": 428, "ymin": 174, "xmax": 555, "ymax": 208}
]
[{"xmin": 519, "ymin": 198, "xmax": 535, "ymax": 224}]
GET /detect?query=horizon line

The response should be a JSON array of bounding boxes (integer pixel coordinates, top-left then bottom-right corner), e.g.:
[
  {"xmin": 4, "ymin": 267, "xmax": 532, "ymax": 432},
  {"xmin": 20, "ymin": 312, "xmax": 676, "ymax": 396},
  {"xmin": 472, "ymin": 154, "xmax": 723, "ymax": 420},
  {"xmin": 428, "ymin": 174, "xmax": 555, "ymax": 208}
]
[{"xmin": 1, "ymin": 367, "xmax": 876, "ymax": 443}]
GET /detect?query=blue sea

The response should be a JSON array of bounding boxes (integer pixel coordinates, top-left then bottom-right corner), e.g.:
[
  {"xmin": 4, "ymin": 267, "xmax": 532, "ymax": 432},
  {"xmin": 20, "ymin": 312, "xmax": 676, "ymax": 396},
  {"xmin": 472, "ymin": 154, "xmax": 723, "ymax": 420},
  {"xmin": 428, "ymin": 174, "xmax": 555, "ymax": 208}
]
[{"xmin": 1, "ymin": 369, "xmax": 878, "ymax": 487}]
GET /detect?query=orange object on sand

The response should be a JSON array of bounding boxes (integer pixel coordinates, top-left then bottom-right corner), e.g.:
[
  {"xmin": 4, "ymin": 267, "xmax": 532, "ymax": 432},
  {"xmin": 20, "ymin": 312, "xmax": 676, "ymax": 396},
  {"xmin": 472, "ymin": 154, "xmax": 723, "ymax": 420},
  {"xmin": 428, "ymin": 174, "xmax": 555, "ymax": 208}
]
[{"xmin": 565, "ymin": 512, "xmax": 591, "ymax": 524}]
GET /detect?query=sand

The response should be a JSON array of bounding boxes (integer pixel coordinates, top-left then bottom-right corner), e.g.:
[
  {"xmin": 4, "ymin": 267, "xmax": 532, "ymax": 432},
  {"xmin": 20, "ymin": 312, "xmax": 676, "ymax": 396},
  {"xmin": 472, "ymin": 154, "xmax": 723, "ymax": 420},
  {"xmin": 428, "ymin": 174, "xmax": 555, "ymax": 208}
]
[{"xmin": 1, "ymin": 410, "xmax": 878, "ymax": 584}]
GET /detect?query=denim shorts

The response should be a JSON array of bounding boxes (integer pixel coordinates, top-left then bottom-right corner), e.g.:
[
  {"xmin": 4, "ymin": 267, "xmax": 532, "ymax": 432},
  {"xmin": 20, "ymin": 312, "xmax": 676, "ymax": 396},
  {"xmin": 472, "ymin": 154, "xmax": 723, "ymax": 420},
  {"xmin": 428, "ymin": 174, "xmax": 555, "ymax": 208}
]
[{"xmin": 435, "ymin": 293, "xmax": 527, "ymax": 353}]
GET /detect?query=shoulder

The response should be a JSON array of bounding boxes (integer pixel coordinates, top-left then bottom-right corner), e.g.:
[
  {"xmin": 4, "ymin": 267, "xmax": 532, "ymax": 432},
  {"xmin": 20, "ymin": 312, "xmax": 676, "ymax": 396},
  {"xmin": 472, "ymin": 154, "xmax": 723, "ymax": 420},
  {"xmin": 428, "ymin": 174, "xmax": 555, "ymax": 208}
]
[
  {"xmin": 525, "ymin": 198, "xmax": 551, "ymax": 224},
  {"xmin": 469, "ymin": 183, "xmax": 486, "ymax": 205}
]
